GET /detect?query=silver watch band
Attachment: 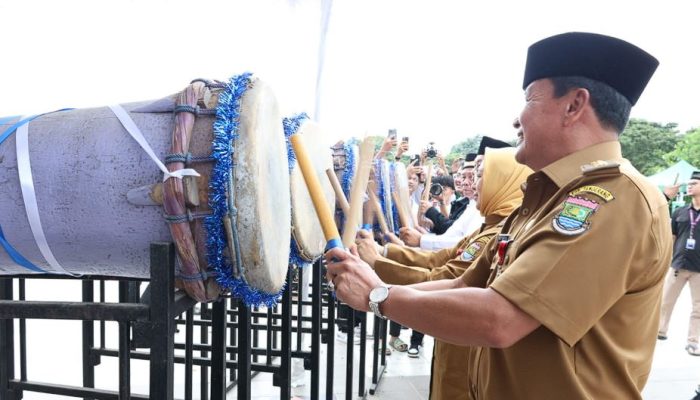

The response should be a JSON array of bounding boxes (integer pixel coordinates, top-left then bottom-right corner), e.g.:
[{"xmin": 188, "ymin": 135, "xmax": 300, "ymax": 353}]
[{"xmin": 369, "ymin": 301, "xmax": 386, "ymax": 319}]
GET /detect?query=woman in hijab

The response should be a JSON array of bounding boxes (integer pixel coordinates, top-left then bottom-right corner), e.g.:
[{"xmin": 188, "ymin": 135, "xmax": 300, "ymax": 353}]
[{"xmin": 355, "ymin": 147, "xmax": 532, "ymax": 400}]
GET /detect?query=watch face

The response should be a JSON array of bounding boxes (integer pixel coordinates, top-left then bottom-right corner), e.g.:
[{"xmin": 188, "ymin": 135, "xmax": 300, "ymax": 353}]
[{"xmin": 369, "ymin": 285, "xmax": 389, "ymax": 302}]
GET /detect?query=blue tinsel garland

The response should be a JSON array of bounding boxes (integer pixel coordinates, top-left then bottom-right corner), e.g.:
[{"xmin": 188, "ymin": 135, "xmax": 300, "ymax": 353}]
[
  {"xmin": 389, "ymin": 162, "xmax": 401, "ymax": 233},
  {"xmin": 338, "ymin": 142, "xmax": 357, "ymax": 232},
  {"xmin": 283, "ymin": 112, "xmax": 311, "ymax": 268},
  {"xmin": 373, "ymin": 159, "xmax": 389, "ymax": 232},
  {"xmin": 206, "ymin": 72, "xmax": 283, "ymax": 308}
]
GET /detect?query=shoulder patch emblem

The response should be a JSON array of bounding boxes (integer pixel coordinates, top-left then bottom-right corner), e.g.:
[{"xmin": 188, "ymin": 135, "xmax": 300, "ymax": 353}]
[
  {"xmin": 552, "ymin": 196, "xmax": 600, "ymax": 235},
  {"xmin": 568, "ymin": 185, "xmax": 614, "ymax": 202},
  {"xmin": 459, "ymin": 237, "xmax": 490, "ymax": 262}
]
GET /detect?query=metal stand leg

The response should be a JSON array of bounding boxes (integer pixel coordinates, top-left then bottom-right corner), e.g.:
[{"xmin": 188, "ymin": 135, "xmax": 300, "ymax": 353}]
[
  {"xmin": 345, "ymin": 308, "xmax": 354, "ymax": 400},
  {"xmin": 18, "ymin": 279, "xmax": 26, "ymax": 385},
  {"xmin": 277, "ymin": 268, "xmax": 292, "ymax": 399},
  {"xmin": 148, "ymin": 243, "xmax": 175, "ymax": 400},
  {"xmin": 211, "ymin": 299, "xmax": 227, "ymax": 400},
  {"xmin": 311, "ymin": 260, "xmax": 322, "ymax": 400},
  {"xmin": 0, "ymin": 278, "xmax": 15, "ymax": 400},
  {"xmin": 185, "ymin": 309, "xmax": 194, "ymax": 400},
  {"xmin": 325, "ymin": 295, "xmax": 335, "ymax": 400},
  {"xmin": 358, "ymin": 314, "xmax": 367, "ymax": 399},
  {"xmin": 200, "ymin": 303, "xmax": 210, "ymax": 400},
  {"xmin": 82, "ymin": 280, "xmax": 95, "ymax": 400},
  {"xmin": 236, "ymin": 300, "xmax": 251, "ymax": 400},
  {"xmin": 369, "ymin": 316, "xmax": 387, "ymax": 395},
  {"xmin": 118, "ymin": 282, "xmax": 131, "ymax": 400}
]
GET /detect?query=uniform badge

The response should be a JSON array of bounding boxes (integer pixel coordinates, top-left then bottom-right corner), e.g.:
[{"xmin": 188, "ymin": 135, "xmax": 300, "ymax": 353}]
[
  {"xmin": 460, "ymin": 242, "xmax": 481, "ymax": 261},
  {"xmin": 552, "ymin": 196, "xmax": 600, "ymax": 235},
  {"xmin": 459, "ymin": 237, "xmax": 490, "ymax": 262}
]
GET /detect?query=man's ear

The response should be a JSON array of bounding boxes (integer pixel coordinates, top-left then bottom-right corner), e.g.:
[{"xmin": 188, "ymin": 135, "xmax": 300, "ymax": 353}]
[{"xmin": 563, "ymin": 88, "xmax": 590, "ymax": 125}]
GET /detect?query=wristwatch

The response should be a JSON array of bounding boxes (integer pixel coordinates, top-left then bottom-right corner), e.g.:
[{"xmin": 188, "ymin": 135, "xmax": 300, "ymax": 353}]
[{"xmin": 368, "ymin": 284, "xmax": 392, "ymax": 319}]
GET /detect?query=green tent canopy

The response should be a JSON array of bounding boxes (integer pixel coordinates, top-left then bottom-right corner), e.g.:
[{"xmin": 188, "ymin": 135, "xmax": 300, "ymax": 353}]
[{"xmin": 646, "ymin": 160, "xmax": 698, "ymax": 187}]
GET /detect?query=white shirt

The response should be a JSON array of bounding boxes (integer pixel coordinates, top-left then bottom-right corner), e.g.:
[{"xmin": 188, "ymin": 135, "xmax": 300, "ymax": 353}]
[{"xmin": 418, "ymin": 201, "xmax": 484, "ymax": 250}]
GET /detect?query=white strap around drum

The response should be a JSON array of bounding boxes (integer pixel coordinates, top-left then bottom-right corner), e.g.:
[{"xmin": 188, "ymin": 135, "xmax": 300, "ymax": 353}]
[
  {"xmin": 108, "ymin": 104, "xmax": 200, "ymax": 182},
  {"xmin": 16, "ymin": 118, "xmax": 75, "ymax": 275}
]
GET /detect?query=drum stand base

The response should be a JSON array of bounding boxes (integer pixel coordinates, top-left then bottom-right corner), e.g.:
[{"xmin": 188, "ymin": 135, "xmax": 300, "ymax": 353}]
[{"xmin": 0, "ymin": 242, "xmax": 195, "ymax": 400}]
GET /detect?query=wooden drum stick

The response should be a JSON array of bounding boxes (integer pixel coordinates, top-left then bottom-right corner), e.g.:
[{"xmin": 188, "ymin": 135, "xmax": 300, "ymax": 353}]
[
  {"xmin": 341, "ymin": 138, "xmax": 374, "ymax": 247},
  {"xmin": 367, "ymin": 181, "xmax": 390, "ymax": 235},
  {"xmin": 289, "ymin": 134, "xmax": 342, "ymax": 250},
  {"xmin": 391, "ymin": 191, "xmax": 409, "ymax": 228},
  {"xmin": 325, "ymin": 168, "xmax": 350, "ymax": 216}
]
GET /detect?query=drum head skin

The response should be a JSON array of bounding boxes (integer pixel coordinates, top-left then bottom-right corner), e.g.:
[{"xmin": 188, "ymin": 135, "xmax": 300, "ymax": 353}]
[
  {"xmin": 289, "ymin": 120, "xmax": 335, "ymax": 262},
  {"xmin": 234, "ymin": 79, "xmax": 291, "ymax": 294}
]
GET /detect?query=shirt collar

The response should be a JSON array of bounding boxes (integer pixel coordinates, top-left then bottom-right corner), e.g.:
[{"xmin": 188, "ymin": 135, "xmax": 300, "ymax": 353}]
[{"xmin": 539, "ymin": 141, "xmax": 623, "ymax": 188}]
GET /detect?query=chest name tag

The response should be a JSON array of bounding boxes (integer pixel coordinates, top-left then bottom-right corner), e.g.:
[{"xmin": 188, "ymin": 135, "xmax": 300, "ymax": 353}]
[{"xmin": 687, "ymin": 238, "xmax": 696, "ymax": 250}]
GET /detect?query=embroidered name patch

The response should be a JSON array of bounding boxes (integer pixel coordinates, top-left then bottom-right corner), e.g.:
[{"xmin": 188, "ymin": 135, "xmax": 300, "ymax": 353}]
[
  {"xmin": 552, "ymin": 196, "xmax": 600, "ymax": 235},
  {"xmin": 569, "ymin": 185, "xmax": 614, "ymax": 202}
]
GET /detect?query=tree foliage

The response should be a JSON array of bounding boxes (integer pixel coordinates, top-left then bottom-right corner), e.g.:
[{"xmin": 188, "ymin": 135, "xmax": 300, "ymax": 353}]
[
  {"xmin": 665, "ymin": 127, "xmax": 700, "ymax": 168},
  {"xmin": 619, "ymin": 119, "xmax": 680, "ymax": 175},
  {"xmin": 444, "ymin": 135, "xmax": 482, "ymax": 165}
]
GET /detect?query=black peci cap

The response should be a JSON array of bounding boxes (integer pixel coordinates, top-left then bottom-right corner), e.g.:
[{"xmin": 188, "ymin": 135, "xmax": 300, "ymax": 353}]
[
  {"xmin": 523, "ymin": 32, "xmax": 659, "ymax": 106},
  {"xmin": 477, "ymin": 136, "xmax": 511, "ymax": 156},
  {"xmin": 691, "ymin": 171, "xmax": 700, "ymax": 181},
  {"xmin": 465, "ymin": 153, "xmax": 477, "ymax": 162}
]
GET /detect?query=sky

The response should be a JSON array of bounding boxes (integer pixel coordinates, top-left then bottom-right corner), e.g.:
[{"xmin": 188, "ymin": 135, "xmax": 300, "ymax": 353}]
[{"xmin": 1, "ymin": 0, "xmax": 699, "ymax": 155}]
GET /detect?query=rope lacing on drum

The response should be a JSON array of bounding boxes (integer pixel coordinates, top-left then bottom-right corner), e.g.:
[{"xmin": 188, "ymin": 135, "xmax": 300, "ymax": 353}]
[
  {"xmin": 164, "ymin": 152, "xmax": 215, "ymax": 165},
  {"xmin": 176, "ymin": 269, "xmax": 219, "ymax": 281},
  {"xmin": 164, "ymin": 210, "xmax": 213, "ymax": 224},
  {"xmin": 190, "ymin": 78, "xmax": 228, "ymax": 89},
  {"xmin": 174, "ymin": 104, "xmax": 216, "ymax": 116}
]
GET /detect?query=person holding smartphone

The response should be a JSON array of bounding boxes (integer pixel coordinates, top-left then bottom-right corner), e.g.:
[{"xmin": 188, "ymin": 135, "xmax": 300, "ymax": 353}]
[{"xmin": 375, "ymin": 129, "xmax": 398, "ymax": 160}]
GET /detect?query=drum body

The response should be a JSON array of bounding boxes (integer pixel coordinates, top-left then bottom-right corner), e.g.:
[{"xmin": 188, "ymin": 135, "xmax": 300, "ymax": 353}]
[
  {"xmin": 289, "ymin": 120, "xmax": 334, "ymax": 263},
  {"xmin": 0, "ymin": 78, "xmax": 290, "ymax": 301}
]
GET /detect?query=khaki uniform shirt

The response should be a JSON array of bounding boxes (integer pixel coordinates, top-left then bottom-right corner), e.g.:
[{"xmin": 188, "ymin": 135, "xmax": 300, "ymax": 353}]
[
  {"xmin": 376, "ymin": 216, "xmax": 504, "ymax": 400},
  {"xmin": 376, "ymin": 215, "xmax": 502, "ymax": 285},
  {"xmin": 462, "ymin": 141, "xmax": 672, "ymax": 399}
]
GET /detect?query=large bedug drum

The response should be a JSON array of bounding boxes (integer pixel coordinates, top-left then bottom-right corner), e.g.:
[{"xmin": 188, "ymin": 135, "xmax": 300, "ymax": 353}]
[{"xmin": 0, "ymin": 74, "xmax": 291, "ymax": 304}]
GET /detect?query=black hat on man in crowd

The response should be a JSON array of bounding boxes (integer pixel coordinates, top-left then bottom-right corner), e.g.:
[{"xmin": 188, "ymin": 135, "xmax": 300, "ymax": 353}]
[
  {"xmin": 477, "ymin": 136, "xmax": 511, "ymax": 156},
  {"xmin": 691, "ymin": 171, "xmax": 700, "ymax": 181}
]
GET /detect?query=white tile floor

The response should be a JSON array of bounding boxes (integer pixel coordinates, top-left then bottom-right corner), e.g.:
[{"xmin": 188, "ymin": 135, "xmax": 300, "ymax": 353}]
[{"xmin": 10, "ymin": 278, "xmax": 700, "ymax": 399}]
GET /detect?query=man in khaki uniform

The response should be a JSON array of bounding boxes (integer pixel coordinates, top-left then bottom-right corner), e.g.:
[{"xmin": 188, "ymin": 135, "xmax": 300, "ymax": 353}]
[
  {"xmin": 357, "ymin": 147, "xmax": 530, "ymax": 399},
  {"xmin": 325, "ymin": 32, "xmax": 671, "ymax": 399}
]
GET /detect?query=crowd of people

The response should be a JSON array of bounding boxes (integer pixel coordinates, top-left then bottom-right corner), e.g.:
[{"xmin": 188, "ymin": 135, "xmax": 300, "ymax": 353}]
[{"xmin": 320, "ymin": 31, "xmax": 700, "ymax": 399}]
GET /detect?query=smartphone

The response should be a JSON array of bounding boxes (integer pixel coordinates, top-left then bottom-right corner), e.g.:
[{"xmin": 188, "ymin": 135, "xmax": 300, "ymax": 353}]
[
  {"xmin": 387, "ymin": 129, "xmax": 397, "ymax": 139},
  {"xmin": 401, "ymin": 136, "xmax": 409, "ymax": 143},
  {"xmin": 410, "ymin": 154, "xmax": 420, "ymax": 166}
]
